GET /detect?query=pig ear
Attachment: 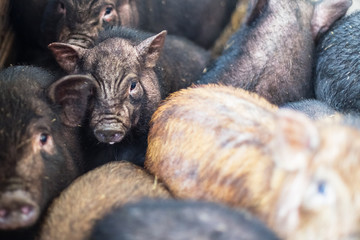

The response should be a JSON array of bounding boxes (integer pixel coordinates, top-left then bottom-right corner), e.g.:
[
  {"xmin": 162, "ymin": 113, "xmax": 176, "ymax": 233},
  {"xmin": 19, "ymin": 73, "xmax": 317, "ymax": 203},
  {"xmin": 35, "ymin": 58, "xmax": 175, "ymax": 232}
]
[
  {"xmin": 136, "ymin": 30, "xmax": 167, "ymax": 68},
  {"xmin": 245, "ymin": 0, "xmax": 268, "ymax": 25},
  {"xmin": 48, "ymin": 75, "xmax": 96, "ymax": 127},
  {"xmin": 311, "ymin": 0, "xmax": 352, "ymax": 40},
  {"xmin": 271, "ymin": 109, "xmax": 320, "ymax": 171},
  {"xmin": 48, "ymin": 42, "xmax": 86, "ymax": 73}
]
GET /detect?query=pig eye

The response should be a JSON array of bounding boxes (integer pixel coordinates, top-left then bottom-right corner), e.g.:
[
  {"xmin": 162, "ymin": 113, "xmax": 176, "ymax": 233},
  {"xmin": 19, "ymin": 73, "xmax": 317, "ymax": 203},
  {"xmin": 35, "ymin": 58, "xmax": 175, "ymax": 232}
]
[
  {"xmin": 302, "ymin": 178, "xmax": 335, "ymax": 211},
  {"xmin": 33, "ymin": 132, "xmax": 54, "ymax": 153},
  {"xmin": 130, "ymin": 82, "xmax": 137, "ymax": 92},
  {"xmin": 39, "ymin": 133, "xmax": 49, "ymax": 145},
  {"xmin": 104, "ymin": 7, "xmax": 113, "ymax": 16},
  {"xmin": 317, "ymin": 181, "xmax": 327, "ymax": 195},
  {"xmin": 102, "ymin": 5, "xmax": 115, "ymax": 22}
]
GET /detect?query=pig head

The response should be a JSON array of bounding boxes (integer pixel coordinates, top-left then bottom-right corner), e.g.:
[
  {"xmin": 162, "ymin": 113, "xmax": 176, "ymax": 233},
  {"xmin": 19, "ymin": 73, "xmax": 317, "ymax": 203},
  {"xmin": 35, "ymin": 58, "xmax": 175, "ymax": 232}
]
[
  {"xmin": 42, "ymin": 0, "xmax": 138, "ymax": 48},
  {"xmin": 0, "ymin": 66, "xmax": 91, "ymax": 231},
  {"xmin": 266, "ymin": 110, "xmax": 360, "ymax": 240},
  {"xmin": 48, "ymin": 31, "xmax": 166, "ymax": 144}
]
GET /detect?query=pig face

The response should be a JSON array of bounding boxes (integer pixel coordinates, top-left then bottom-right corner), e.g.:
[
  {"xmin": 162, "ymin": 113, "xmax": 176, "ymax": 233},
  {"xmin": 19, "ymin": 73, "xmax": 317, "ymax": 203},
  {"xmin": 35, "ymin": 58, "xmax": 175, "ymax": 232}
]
[
  {"xmin": 0, "ymin": 89, "xmax": 58, "ymax": 230},
  {"xmin": 48, "ymin": 31, "xmax": 166, "ymax": 144},
  {"xmin": 0, "ymin": 66, "xmax": 91, "ymax": 230},
  {"xmin": 46, "ymin": 0, "xmax": 138, "ymax": 48},
  {"xmin": 269, "ymin": 110, "xmax": 360, "ymax": 240}
]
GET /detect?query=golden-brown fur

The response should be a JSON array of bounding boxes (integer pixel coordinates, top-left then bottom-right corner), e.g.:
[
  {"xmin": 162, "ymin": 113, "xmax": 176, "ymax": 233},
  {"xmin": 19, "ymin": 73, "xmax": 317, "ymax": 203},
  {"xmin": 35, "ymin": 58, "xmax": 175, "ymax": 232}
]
[
  {"xmin": 38, "ymin": 161, "xmax": 171, "ymax": 240},
  {"xmin": 145, "ymin": 84, "xmax": 360, "ymax": 240}
]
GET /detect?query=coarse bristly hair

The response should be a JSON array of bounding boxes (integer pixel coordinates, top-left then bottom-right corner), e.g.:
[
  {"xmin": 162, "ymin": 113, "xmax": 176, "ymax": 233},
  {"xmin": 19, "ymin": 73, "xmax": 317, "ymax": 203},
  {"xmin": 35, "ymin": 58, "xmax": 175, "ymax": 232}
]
[{"xmin": 315, "ymin": 11, "xmax": 360, "ymax": 114}]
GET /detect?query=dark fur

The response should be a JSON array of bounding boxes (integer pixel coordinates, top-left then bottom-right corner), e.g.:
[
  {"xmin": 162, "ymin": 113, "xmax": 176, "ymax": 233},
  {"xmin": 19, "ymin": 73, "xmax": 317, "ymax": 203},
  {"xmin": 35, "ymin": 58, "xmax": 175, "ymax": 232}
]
[
  {"xmin": 315, "ymin": 11, "xmax": 360, "ymax": 114},
  {"xmin": 0, "ymin": 66, "xmax": 84, "ymax": 239},
  {"xmin": 42, "ymin": 0, "xmax": 237, "ymax": 48},
  {"xmin": 282, "ymin": 99, "xmax": 360, "ymax": 130},
  {"xmin": 197, "ymin": 0, "xmax": 351, "ymax": 106},
  {"xmin": 281, "ymin": 99, "xmax": 337, "ymax": 120},
  {"xmin": 90, "ymin": 200, "xmax": 280, "ymax": 240},
  {"xmin": 10, "ymin": 0, "xmax": 60, "ymax": 70}
]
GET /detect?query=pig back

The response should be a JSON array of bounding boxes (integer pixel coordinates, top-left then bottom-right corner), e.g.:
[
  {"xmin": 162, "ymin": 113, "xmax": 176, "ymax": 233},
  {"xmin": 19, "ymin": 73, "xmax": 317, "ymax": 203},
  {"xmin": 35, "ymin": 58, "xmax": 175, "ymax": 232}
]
[
  {"xmin": 38, "ymin": 161, "xmax": 171, "ymax": 240},
  {"xmin": 145, "ymin": 84, "xmax": 278, "ymax": 209},
  {"xmin": 315, "ymin": 11, "xmax": 360, "ymax": 114},
  {"xmin": 90, "ymin": 199, "xmax": 280, "ymax": 240}
]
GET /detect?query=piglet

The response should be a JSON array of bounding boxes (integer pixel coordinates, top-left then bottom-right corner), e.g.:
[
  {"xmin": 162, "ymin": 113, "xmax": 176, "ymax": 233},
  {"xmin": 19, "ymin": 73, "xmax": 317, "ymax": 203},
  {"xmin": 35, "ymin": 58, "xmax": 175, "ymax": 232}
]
[
  {"xmin": 37, "ymin": 161, "xmax": 171, "ymax": 240},
  {"xmin": 48, "ymin": 27, "xmax": 210, "ymax": 168},
  {"xmin": 145, "ymin": 84, "xmax": 360, "ymax": 240},
  {"xmin": 197, "ymin": 0, "xmax": 351, "ymax": 105},
  {"xmin": 0, "ymin": 66, "xmax": 89, "ymax": 239}
]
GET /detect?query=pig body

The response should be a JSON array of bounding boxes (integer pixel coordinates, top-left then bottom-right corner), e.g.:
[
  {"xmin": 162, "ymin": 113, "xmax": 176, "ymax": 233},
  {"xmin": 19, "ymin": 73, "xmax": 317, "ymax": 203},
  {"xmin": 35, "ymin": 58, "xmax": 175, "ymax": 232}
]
[
  {"xmin": 196, "ymin": 0, "xmax": 351, "ymax": 105},
  {"xmin": 48, "ymin": 27, "xmax": 210, "ymax": 168},
  {"xmin": 90, "ymin": 199, "xmax": 280, "ymax": 240},
  {"xmin": 42, "ymin": 0, "xmax": 238, "ymax": 48},
  {"xmin": 315, "ymin": 11, "xmax": 360, "ymax": 114},
  {"xmin": 145, "ymin": 84, "xmax": 360, "ymax": 240},
  {"xmin": 37, "ymin": 161, "xmax": 171, "ymax": 240},
  {"xmin": 0, "ymin": 66, "xmax": 88, "ymax": 238}
]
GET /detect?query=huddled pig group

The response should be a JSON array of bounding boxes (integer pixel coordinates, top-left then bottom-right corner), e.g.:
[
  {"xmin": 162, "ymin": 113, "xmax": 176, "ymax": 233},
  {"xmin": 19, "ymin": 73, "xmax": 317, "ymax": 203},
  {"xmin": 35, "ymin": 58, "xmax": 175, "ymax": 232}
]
[{"xmin": 1, "ymin": 0, "xmax": 360, "ymax": 239}]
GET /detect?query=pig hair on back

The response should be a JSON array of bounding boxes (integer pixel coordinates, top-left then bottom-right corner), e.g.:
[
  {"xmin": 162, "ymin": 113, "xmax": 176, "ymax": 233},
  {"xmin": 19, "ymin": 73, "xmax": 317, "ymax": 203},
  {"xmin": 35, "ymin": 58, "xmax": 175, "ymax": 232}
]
[{"xmin": 96, "ymin": 26, "xmax": 156, "ymax": 45}]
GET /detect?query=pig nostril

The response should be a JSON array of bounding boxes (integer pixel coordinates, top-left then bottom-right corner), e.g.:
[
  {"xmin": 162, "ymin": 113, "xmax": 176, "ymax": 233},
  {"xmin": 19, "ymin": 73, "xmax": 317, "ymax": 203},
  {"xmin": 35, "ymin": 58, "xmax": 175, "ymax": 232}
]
[
  {"xmin": 0, "ymin": 190, "xmax": 39, "ymax": 229},
  {"xmin": 112, "ymin": 133, "xmax": 121, "ymax": 139},
  {"xmin": 21, "ymin": 205, "xmax": 33, "ymax": 215}
]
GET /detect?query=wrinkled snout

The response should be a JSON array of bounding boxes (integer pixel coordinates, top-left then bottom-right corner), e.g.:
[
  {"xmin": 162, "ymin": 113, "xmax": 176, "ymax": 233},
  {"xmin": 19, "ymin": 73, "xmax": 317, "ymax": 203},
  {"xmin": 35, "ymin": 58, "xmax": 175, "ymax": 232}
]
[
  {"xmin": 59, "ymin": 29, "xmax": 95, "ymax": 48},
  {"xmin": 66, "ymin": 35, "xmax": 94, "ymax": 48},
  {"xmin": 0, "ymin": 190, "xmax": 39, "ymax": 230}
]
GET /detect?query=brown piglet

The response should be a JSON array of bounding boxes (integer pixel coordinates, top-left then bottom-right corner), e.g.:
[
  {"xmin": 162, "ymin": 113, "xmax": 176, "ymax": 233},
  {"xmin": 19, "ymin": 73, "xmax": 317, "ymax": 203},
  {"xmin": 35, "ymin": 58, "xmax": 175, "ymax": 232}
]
[{"xmin": 145, "ymin": 84, "xmax": 360, "ymax": 240}]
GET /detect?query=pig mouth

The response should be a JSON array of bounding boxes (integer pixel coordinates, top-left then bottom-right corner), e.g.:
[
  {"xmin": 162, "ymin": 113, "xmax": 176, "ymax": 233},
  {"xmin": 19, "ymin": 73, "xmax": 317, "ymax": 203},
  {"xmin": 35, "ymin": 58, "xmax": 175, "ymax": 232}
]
[
  {"xmin": 93, "ymin": 122, "xmax": 129, "ymax": 144},
  {"xmin": 0, "ymin": 190, "xmax": 39, "ymax": 230}
]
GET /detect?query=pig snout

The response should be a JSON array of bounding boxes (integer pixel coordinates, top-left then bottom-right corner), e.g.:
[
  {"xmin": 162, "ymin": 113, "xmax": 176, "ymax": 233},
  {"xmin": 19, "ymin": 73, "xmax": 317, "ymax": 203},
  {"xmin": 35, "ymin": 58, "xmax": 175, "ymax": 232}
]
[
  {"xmin": 66, "ymin": 35, "xmax": 95, "ymax": 48},
  {"xmin": 0, "ymin": 190, "xmax": 39, "ymax": 230},
  {"xmin": 94, "ymin": 128, "xmax": 125, "ymax": 144},
  {"xmin": 94, "ymin": 121, "xmax": 127, "ymax": 144}
]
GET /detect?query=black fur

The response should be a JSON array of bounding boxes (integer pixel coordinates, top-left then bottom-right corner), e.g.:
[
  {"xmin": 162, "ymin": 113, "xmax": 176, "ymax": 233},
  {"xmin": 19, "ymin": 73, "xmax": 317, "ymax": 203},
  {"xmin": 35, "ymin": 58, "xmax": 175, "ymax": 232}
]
[
  {"xmin": 315, "ymin": 11, "xmax": 360, "ymax": 114},
  {"xmin": 90, "ymin": 199, "xmax": 280, "ymax": 240}
]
